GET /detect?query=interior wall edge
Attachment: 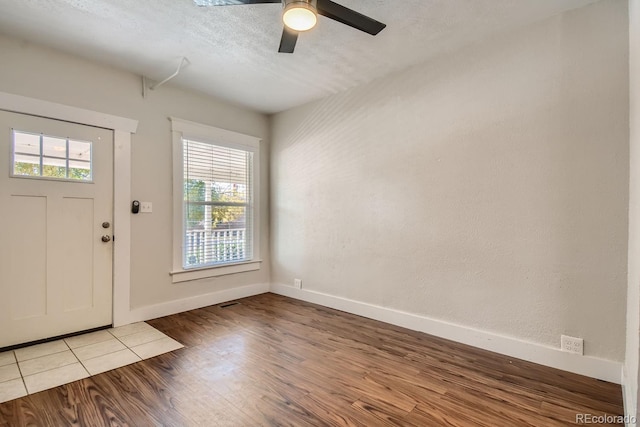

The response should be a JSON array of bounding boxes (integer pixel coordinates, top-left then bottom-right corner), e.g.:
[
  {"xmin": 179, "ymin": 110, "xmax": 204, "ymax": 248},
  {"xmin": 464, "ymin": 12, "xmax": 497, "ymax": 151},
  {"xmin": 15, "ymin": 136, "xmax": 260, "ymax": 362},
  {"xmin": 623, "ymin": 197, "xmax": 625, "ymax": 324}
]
[
  {"xmin": 626, "ymin": 0, "xmax": 640, "ymax": 421},
  {"xmin": 269, "ymin": 283, "xmax": 623, "ymax": 384}
]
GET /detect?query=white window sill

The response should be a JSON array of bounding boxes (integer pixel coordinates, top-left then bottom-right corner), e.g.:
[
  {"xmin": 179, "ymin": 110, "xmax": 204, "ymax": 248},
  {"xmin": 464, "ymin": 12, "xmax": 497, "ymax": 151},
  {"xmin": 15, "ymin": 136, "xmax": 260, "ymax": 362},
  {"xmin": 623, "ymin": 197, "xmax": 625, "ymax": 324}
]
[{"xmin": 170, "ymin": 260, "xmax": 262, "ymax": 283}]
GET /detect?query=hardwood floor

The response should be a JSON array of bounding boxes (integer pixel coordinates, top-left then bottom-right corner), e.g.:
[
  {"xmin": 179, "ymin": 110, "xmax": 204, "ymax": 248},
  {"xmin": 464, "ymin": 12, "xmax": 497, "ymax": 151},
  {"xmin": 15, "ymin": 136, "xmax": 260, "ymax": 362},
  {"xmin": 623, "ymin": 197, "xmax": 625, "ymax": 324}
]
[{"xmin": 0, "ymin": 293, "xmax": 623, "ymax": 426}]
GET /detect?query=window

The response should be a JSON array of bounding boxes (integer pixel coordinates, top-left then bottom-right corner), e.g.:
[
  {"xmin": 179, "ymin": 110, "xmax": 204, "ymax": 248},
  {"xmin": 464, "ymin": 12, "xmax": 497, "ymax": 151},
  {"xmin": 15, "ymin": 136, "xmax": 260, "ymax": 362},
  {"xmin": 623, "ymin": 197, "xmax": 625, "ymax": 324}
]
[
  {"xmin": 171, "ymin": 118, "xmax": 261, "ymax": 283},
  {"xmin": 183, "ymin": 139, "xmax": 253, "ymax": 267},
  {"xmin": 11, "ymin": 130, "xmax": 92, "ymax": 181}
]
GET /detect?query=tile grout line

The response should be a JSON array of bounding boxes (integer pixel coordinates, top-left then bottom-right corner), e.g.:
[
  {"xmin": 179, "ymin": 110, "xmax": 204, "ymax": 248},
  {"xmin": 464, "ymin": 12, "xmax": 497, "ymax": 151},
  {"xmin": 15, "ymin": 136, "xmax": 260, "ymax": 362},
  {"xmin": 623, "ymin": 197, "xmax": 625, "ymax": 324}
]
[
  {"xmin": 109, "ymin": 329, "xmax": 141, "ymax": 359},
  {"xmin": 70, "ymin": 334, "xmax": 91, "ymax": 374},
  {"xmin": 17, "ymin": 349, "xmax": 68, "ymax": 364},
  {"xmin": 68, "ymin": 328, "xmax": 138, "ymax": 365},
  {"xmin": 60, "ymin": 340, "xmax": 89, "ymax": 391},
  {"xmin": 108, "ymin": 324, "xmax": 170, "ymax": 359},
  {"xmin": 68, "ymin": 346, "xmax": 90, "ymax": 380},
  {"xmin": 20, "ymin": 340, "xmax": 79, "ymax": 395},
  {"xmin": 70, "ymin": 344, "xmax": 123, "ymax": 364},
  {"xmin": 65, "ymin": 339, "xmax": 90, "ymax": 379},
  {"xmin": 12, "ymin": 350, "xmax": 28, "ymax": 397}
]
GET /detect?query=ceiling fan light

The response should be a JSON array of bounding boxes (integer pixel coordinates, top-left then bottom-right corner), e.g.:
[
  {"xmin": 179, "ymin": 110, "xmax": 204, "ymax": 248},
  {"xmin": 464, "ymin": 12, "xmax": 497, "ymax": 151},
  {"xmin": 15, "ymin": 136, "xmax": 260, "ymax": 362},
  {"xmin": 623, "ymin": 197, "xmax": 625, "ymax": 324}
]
[{"xmin": 283, "ymin": 2, "xmax": 317, "ymax": 32}]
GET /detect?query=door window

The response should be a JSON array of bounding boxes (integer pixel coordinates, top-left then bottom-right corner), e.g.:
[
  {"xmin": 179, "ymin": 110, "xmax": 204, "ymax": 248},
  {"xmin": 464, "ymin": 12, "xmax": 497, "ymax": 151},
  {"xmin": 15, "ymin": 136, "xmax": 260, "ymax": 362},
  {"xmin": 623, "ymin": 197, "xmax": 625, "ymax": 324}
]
[{"xmin": 11, "ymin": 130, "xmax": 92, "ymax": 181}]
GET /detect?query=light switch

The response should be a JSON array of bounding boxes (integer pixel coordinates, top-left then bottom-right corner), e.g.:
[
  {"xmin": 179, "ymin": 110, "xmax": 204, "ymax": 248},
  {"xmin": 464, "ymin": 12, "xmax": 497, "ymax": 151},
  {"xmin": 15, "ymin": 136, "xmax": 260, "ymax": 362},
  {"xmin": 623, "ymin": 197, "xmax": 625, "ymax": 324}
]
[{"xmin": 140, "ymin": 202, "xmax": 153, "ymax": 213}]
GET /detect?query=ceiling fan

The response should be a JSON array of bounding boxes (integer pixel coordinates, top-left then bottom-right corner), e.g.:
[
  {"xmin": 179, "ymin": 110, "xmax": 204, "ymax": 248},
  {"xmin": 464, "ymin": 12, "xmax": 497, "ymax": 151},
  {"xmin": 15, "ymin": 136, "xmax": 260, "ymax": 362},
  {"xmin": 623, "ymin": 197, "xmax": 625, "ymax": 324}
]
[{"xmin": 193, "ymin": 0, "xmax": 386, "ymax": 53}]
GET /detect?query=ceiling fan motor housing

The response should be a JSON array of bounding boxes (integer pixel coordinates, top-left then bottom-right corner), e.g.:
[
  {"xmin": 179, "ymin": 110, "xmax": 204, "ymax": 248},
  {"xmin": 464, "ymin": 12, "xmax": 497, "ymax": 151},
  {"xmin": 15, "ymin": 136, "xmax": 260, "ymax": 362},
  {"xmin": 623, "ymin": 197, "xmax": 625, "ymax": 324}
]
[
  {"xmin": 282, "ymin": 0, "xmax": 318, "ymax": 32},
  {"xmin": 283, "ymin": 0, "xmax": 318, "ymax": 10}
]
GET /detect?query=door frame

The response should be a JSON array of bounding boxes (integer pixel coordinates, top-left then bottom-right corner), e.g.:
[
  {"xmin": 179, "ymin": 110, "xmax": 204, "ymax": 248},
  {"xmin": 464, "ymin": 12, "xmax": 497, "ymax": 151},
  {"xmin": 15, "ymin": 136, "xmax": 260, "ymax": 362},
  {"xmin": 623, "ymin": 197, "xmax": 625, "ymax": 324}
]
[{"xmin": 0, "ymin": 91, "xmax": 138, "ymax": 327}]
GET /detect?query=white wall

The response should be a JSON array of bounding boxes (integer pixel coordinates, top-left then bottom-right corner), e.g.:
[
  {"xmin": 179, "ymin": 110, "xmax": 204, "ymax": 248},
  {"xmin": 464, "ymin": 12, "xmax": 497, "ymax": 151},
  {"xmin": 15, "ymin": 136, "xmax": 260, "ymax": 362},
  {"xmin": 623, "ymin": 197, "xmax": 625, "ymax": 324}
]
[
  {"xmin": 627, "ymin": 0, "xmax": 640, "ymax": 421},
  {"xmin": 0, "ymin": 35, "xmax": 270, "ymax": 315},
  {"xmin": 271, "ymin": 0, "xmax": 629, "ymax": 365}
]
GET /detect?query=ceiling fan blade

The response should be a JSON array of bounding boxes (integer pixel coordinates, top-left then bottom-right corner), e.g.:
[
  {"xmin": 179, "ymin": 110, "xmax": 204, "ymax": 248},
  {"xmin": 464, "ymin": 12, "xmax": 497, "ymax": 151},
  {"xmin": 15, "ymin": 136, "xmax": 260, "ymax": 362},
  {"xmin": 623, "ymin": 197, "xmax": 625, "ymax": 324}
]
[
  {"xmin": 316, "ymin": 0, "xmax": 386, "ymax": 35},
  {"xmin": 278, "ymin": 27, "xmax": 298, "ymax": 53},
  {"xmin": 194, "ymin": 0, "xmax": 280, "ymax": 6}
]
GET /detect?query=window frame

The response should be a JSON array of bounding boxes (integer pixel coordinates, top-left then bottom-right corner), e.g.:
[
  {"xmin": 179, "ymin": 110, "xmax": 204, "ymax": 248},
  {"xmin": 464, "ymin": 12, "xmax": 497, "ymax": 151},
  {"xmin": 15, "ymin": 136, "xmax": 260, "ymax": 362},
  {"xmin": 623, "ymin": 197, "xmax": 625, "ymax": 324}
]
[{"xmin": 170, "ymin": 117, "xmax": 261, "ymax": 283}]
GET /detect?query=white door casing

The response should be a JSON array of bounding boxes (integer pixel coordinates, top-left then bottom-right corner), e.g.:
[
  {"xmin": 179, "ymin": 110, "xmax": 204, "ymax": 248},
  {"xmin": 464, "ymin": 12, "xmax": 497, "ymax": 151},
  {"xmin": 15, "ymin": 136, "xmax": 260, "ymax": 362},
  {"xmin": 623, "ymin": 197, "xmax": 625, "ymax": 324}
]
[
  {"xmin": 0, "ymin": 111, "xmax": 113, "ymax": 347},
  {"xmin": 0, "ymin": 92, "xmax": 138, "ymax": 330}
]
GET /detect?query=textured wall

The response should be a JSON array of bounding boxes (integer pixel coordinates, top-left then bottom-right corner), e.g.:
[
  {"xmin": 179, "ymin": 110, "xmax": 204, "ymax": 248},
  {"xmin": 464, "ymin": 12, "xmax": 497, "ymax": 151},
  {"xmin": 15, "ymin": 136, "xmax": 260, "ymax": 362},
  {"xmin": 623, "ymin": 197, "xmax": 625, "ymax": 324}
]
[
  {"xmin": 627, "ymin": 0, "xmax": 640, "ymax": 418},
  {"xmin": 271, "ymin": 0, "xmax": 629, "ymax": 361},
  {"xmin": 0, "ymin": 35, "xmax": 270, "ymax": 309}
]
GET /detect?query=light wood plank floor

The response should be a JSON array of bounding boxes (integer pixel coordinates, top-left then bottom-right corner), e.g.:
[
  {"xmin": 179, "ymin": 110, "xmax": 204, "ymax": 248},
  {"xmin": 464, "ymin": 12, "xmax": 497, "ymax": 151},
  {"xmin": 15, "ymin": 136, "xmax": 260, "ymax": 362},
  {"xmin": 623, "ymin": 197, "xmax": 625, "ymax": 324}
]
[{"xmin": 0, "ymin": 293, "xmax": 623, "ymax": 426}]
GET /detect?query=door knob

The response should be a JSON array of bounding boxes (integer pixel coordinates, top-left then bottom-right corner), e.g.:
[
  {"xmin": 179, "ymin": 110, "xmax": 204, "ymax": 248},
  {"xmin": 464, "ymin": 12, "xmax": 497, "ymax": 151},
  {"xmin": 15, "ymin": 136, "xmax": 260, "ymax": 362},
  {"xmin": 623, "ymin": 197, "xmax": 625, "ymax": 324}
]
[
  {"xmin": 102, "ymin": 222, "xmax": 110, "ymax": 229},
  {"xmin": 101, "ymin": 235, "xmax": 111, "ymax": 243}
]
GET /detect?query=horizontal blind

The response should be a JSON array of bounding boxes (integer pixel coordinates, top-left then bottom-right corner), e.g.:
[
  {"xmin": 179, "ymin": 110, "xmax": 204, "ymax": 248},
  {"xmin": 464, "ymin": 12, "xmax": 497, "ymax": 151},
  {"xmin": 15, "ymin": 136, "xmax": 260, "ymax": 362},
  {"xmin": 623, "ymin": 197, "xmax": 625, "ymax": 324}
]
[{"xmin": 183, "ymin": 139, "xmax": 253, "ymax": 268}]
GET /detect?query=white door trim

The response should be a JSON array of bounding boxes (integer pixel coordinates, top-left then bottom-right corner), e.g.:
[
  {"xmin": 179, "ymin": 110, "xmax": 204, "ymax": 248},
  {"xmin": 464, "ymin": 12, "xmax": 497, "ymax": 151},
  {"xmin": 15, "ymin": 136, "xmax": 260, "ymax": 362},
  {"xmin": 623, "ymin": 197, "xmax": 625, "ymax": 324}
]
[{"xmin": 0, "ymin": 91, "xmax": 138, "ymax": 327}]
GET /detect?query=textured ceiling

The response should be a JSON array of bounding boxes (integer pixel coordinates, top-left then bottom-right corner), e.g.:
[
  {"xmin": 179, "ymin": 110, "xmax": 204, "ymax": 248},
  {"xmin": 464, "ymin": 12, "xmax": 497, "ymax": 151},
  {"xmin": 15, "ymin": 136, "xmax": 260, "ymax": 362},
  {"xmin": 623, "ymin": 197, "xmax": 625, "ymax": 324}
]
[{"xmin": 0, "ymin": 0, "xmax": 599, "ymax": 113}]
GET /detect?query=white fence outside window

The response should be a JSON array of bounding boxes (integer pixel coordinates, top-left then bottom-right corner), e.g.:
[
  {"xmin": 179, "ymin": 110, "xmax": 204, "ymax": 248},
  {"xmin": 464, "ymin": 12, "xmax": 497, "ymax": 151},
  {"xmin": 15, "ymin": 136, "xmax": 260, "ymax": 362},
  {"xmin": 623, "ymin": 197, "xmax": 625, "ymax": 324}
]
[{"xmin": 185, "ymin": 228, "xmax": 245, "ymax": 266}]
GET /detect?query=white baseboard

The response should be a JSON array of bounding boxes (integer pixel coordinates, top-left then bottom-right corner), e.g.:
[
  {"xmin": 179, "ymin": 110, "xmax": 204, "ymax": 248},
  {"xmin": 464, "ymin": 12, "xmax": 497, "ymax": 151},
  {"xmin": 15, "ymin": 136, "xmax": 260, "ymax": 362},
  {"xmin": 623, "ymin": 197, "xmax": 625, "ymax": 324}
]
[
  {"xmin": 270, "ymin": 283, "xmax": 622, "ymax": 384},
  {"xmin": 622, "ymin": 366, "xmax": 638, "ymax": 427},
  {"xmin": 123, "ymin": 282, "xmax": 269, "ymax": 324}
]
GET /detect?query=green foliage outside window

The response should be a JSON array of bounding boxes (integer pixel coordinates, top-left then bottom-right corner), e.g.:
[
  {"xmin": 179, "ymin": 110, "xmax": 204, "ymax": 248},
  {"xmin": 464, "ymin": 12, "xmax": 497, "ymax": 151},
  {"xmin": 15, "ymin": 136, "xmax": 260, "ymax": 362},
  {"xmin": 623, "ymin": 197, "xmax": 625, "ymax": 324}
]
[
  {"xmin": 14, "ymin": 162, "xmax": 91, "ymax": 180},
  {"xmin": 184, "ymin": 179, "xmax": 246, "ymax": 228}
]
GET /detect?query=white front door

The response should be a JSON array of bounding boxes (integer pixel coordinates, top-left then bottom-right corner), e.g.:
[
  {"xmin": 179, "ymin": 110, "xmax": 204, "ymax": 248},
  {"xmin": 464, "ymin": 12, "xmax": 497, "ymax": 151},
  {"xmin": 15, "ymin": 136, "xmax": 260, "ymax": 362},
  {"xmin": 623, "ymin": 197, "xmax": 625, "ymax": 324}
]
[{"xmin": 0, "ymin": 110, "xmax": 113, "ymax": 348}]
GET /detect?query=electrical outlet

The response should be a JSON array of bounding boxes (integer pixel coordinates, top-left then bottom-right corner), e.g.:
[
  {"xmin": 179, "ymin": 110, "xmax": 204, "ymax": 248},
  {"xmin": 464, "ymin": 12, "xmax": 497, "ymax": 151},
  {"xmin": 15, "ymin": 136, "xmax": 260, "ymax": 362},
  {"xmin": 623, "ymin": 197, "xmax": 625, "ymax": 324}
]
[
  {"xmin": 561, "ymin": 335, "xmax": 584, "ymax": 355},
  {"xmin": 294, "ymin": 278, "xmax": 302, "ymax": 289},
  {"xmin": 140, "ymin": 201, "xmax": 153, "ymax": 213}
]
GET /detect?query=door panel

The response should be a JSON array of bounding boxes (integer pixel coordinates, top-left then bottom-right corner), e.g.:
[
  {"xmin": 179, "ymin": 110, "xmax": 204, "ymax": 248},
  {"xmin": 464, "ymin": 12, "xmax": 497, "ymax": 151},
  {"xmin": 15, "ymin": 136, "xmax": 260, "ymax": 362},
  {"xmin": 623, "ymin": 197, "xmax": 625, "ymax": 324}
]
[
  {"xmin": 8, "ymin": 195, "xmax": 47, "ymax": 320},
  {"xmin": 60, "ymin": 197, "xmax": 94, "ymax": 312},
  {"xmin": 0, "ymin": 110, "xmax": 113, "ymax": 348}
]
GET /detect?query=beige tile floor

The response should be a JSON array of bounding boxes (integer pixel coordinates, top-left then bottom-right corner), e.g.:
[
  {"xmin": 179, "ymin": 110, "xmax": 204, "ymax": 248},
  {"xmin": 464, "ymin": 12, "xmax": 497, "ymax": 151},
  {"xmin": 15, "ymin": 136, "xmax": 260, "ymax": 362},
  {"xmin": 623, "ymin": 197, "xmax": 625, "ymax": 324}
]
[{"xmin": 0, "ymin": 322, "xmax": 183, "ymax": 404}]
